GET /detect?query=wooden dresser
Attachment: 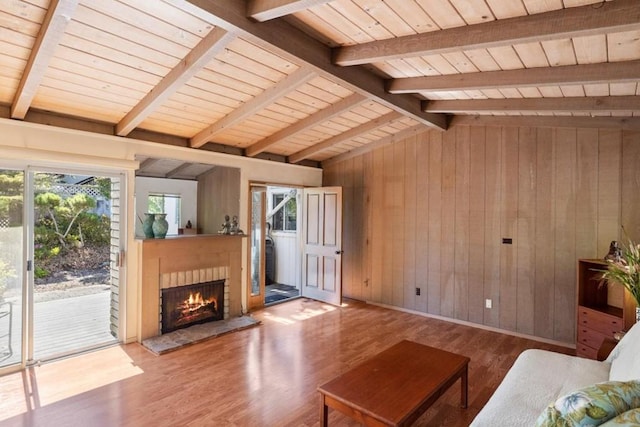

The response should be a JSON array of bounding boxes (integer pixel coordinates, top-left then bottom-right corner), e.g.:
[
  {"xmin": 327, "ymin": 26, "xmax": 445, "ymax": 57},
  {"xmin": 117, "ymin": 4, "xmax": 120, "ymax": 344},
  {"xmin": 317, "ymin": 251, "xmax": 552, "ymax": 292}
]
[{"xmin": 576, "ymin": 259, "xmax": 635, "ymax": 359}]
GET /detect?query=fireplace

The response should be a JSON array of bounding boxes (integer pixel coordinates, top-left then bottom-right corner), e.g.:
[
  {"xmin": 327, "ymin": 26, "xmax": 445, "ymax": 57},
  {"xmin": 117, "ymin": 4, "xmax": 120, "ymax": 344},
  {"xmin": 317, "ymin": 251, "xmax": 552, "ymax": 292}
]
[{"xmin": 161, "ymin": 280, "xmax": 225, "ymax": 334}]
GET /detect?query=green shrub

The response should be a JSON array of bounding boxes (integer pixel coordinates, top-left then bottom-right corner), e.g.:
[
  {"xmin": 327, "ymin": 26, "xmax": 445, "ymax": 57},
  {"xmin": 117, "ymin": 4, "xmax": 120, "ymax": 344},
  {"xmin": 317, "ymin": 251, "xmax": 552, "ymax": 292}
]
[{"xmin": 34, "ymin": 266, "xmax": 49, "ymax": 279}]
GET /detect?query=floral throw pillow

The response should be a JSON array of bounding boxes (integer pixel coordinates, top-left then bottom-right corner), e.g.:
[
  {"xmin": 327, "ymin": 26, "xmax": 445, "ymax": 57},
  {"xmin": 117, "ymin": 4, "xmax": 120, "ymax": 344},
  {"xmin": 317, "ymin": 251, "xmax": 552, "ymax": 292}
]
[
  {"xmin": 535, "ymin": 380, "xmax": 640, "ymax": 427},
  {"xmin": 600, "ymin": 408, "xmax": 640, "ymax": 425}
]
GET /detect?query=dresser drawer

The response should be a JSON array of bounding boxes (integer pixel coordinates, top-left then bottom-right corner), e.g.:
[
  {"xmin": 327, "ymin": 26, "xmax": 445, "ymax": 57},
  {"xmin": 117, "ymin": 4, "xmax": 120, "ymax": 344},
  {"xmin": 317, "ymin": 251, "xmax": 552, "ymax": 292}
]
[
  {"xmin": 577, "ymin": 306, "xmax": 622, "ymax": 336},
  {"xmin": 577, "ymin": 326, "xmax": 609, "ymax": 351},
  {"xmin": 576, "ymin": 344, "xmax": 598, "ymax": 359}
]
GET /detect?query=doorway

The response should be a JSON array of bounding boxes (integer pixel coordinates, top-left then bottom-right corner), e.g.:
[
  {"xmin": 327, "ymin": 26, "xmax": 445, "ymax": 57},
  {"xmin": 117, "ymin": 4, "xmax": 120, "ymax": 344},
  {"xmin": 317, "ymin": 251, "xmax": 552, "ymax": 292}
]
[
  {"xmin": 0, "ymin": 167, "xmax": 124, "ymax": 371},
  {"xmin": 248, "ymin": 184, "xmax": 301, "ymax": 311}
]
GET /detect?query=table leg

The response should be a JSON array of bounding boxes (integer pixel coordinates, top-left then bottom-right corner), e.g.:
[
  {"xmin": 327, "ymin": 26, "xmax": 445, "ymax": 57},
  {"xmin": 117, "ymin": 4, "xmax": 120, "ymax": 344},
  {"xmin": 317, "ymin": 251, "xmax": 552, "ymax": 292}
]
[
  {"xmin": 460, "ymin": 364, "xmax": 468, "ymax": 408},
  {"xmin": 320, "ymin": 393, "xmax": 328, "ymax": 427}
]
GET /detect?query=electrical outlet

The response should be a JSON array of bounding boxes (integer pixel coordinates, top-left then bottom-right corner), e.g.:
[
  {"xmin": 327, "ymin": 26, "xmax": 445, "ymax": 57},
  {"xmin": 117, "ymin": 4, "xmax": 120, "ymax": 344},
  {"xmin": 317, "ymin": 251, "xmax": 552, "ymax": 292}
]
[
  {"xmin": 485, "ymin": 299, "xmax": 492, "ymax": 309},
  {"xmin": 415, "ymin": 287, "xmax": 421, "ymax": 296}
]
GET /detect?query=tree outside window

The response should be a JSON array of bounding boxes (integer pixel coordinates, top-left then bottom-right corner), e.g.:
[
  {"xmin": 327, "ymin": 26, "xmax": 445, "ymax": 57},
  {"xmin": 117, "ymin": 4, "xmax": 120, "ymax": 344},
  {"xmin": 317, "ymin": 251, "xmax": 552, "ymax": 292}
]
[
  {"xmin": 148, "ymin": 194, "xmax": 181, "ymax": 235},
  {"xmin": 272, "ymin": 194, "xmax": 296, "ymax": 232}
]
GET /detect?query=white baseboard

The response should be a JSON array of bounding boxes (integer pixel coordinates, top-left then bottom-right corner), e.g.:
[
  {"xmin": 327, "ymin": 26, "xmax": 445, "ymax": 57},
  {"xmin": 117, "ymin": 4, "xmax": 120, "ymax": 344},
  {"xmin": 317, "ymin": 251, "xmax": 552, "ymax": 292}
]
[{"xmin": 366, "ymin": 300, "xmax": 576, "ymax": 349}]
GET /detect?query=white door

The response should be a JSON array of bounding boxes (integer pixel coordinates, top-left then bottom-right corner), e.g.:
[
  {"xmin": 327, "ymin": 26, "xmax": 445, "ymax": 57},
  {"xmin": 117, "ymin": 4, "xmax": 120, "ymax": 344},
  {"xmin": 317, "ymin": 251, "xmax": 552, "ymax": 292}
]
[{"xmin": 301, "ymin": 187, "xmax": 342, "ymax": 306}]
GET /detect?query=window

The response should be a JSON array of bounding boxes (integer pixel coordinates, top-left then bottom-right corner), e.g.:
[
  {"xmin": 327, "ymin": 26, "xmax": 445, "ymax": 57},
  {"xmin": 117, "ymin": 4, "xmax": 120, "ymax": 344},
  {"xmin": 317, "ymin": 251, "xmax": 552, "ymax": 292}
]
[
  {"xmin": 148, "ymin": 194, "xmax": 181, "ymax": 235},
  {"xmin": 271, "ymin": 193, "xmax": 296, "ymax": 232}
]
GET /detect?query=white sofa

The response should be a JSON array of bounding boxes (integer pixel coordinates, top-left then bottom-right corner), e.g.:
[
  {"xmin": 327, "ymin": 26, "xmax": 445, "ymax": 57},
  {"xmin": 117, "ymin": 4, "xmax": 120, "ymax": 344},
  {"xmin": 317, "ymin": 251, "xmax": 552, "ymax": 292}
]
[{"xmin": 470, "ymin": 320, "xmax": 640, "ymax": 426}]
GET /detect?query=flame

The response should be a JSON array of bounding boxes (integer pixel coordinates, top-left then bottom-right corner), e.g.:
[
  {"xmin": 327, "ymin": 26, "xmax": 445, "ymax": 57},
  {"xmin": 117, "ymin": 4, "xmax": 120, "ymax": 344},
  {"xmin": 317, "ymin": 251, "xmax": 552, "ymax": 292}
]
[{"xmin": 184, "ymin": 292, "xmax": 216, "ymax": 312}]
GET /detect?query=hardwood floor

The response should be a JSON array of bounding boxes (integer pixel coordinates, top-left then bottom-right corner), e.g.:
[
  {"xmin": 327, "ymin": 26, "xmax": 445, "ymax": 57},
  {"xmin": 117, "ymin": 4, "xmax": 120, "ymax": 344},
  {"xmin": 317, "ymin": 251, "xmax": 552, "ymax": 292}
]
[{"xmin": 0, "ymin": 298, "xmax": 573, "ymax": 427}]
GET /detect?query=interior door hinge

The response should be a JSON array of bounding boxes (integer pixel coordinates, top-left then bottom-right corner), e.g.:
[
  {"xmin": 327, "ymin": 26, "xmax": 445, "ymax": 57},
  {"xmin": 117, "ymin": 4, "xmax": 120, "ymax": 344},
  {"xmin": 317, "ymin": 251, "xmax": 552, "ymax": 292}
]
[{"xmin": 117, "ymin": 249, "xmax": 125, "ymax": 268}]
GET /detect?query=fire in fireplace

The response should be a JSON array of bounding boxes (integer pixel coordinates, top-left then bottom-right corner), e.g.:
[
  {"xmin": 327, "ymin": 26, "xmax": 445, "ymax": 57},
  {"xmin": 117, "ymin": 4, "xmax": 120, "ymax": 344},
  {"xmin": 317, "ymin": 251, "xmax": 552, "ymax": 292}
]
[{"xmin": 161, "ymin": 280, "xmax": 225, "ymax": 334}]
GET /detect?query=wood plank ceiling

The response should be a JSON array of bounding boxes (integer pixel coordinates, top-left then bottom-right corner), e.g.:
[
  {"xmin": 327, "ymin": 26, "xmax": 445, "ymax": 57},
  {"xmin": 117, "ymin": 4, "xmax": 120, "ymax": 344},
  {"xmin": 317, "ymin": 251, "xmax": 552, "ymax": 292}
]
[{"xmin": 1, "ymin": 0, "xmax": 639, "ymax": 167}]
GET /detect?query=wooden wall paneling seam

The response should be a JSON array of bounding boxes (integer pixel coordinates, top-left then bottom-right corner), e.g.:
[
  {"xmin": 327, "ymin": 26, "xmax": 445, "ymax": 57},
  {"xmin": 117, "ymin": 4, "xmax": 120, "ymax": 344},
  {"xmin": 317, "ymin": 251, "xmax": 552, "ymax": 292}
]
[
  {"xmin": 468, "ymin": 126, "xmax": 486, "ymax": 324},
  {"xmin": 403, "ymin": 135, "xmax": 418, "ymax": 311},
  {"xmin": 621, "ymin": 131, "xmax": 640, "ymax": 241},
  {"xmin": 427, "ymin": 131, "xmax": 443, "ymax": 315},
  {"xmin": 499, "ymin": 126, "xmax": 519, "ymax": 332},
  {"xmin": 371, "ymin": 148, "xmax": 384, "ymax": 303},
  {"xmin": 516, "ymin": 127, "xmax": 537, "ymax": 335},
  {"xmin": 534, "ymin": 127, "xmax": 555, "ymax": 339},
  {"xmin": 352, "ymin": 154, "xmax": 365, "ymax": 301},
  {"xmin": 342, "ymin": 158, "xmax": 354, "ymax": 299},
  {"xmin": 574, "ymin": 128, "xmax": 599, "ymax": 261},
  {"xmin": 454, "ymin": 126, "xmax": 470, "ymax": 321},
  {"xmin": 392, "ymin": 140, "xmax": 406, "ymax": 308},
  {"xmin": 483, "ymin": 126, "xmax": 501, "ymax": 328},
  {"xmin": 553, "ymin": 128, "xmax": 577, "ymax": 343},
  {"xmin": 440, "ymin": 128, "xmax": 457, "ymax": 318},
  {"xmin": 362, "ymin": 151, "xmax": 373, "ymax": 302},
  {"xmin": 596, "ymin": 129, "xmax": 623, "ymax": 256},
  {"xmin": 381, "ymin": 144, "xmax": 394, "ymax": 305},
  {"xmin": 415, "ymin": 131, "xmax": 430, "ymax": 313}
]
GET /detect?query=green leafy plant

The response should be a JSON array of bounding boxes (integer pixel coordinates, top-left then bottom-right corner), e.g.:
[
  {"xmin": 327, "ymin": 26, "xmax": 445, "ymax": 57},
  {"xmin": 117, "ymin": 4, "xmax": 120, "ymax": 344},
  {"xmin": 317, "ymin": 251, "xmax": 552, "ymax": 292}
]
[{"xmin": 601, "ymin": 238, "xmax": 640, "ymax": 307}]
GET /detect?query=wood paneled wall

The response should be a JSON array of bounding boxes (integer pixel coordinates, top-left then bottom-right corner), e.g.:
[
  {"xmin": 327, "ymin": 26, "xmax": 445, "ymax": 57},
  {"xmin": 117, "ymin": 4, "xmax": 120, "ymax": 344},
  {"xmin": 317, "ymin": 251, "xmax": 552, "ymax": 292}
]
[
  {"xmin": 197, "ymin": 166, "xmax": 240, "ymax": 234},
  {"xmin": 323, "ymin": 125, "xmax": 640, "ymax": 344}
]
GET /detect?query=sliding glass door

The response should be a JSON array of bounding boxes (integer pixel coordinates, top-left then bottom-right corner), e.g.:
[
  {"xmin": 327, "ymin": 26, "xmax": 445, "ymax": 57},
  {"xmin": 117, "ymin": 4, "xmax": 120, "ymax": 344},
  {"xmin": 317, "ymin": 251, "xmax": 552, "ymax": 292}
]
[
  {"xmin": 0, "ymin": 166, "xmax": 125, "ymax": 372},
  {"xmin": 0, "ymin": 169, "xmax": 24, "ymax": 371}
]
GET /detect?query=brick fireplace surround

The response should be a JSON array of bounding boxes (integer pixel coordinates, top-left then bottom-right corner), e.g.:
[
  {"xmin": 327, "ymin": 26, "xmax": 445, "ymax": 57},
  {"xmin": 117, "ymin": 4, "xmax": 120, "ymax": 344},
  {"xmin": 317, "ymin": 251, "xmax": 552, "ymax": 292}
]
[{"xmin": 138, "ymin": 235, "xmax": 245, "ymax": 341}]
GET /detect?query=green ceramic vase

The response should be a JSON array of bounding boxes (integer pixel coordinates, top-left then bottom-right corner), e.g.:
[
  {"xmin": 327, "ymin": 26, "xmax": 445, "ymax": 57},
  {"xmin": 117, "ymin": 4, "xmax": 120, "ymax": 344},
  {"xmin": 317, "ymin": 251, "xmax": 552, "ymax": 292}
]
[
  {"xmin": 142, "ymin": 213, "xmax": 155, "ymax": 238},
  {"xmin": 152, "ymin": 213, "xmax": 169, "ymax": 239}
]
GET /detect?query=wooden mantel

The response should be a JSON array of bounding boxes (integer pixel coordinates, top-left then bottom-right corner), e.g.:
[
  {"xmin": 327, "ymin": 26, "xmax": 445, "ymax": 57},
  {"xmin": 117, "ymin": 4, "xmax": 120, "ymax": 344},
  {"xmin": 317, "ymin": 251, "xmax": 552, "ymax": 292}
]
[{"xmin": 137, "ymin": 234, "xmax": 245, "ymax": 341}]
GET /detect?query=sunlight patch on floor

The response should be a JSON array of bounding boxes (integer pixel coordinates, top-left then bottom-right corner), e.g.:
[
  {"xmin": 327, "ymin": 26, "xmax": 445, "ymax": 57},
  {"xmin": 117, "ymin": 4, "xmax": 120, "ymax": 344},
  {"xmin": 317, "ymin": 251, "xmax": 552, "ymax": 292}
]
[
  {"xmin": 0, "ymin": 346, "xmax": 143, "ymax": 421},
  {"xmin": 260, "ymin": 302, "xmax": 338, "ymax": 325}
]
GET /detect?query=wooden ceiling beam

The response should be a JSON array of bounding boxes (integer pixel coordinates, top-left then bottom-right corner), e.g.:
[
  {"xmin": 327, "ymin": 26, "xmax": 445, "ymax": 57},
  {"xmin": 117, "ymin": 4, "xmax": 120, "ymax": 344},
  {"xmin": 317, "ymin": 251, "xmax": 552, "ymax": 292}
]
[
  {"xmin": 388, "ymin": 60, "xmax": 640, "ymax": 94},
  {"xmin": 450, "ymin": 115, "xmax": 640, "ymax": 131},
  {"xmin": 321, "ymin": 124, "xmax": 427, "ymax": 167},
  {"xmin": 288, "ymin": 111, "xmax": 403, "ymax": 163},
  {"xmin": 116, "ymin": 27, "xmax": 234, "ymax": 136},
  {"xmin": 11, "ymin": 0, "xmax": 79, "ymax": 119},
  {"xmin": 167, "ymin": 0, "xmax": 447, "ymax": 130},
  {"xmin": 190, "ymin": 66, "xmax": 316, "ymax": 148},
  {"xmin": 424, "ymin": 96, "xmax": 640, "ymax": 114},
  {"xmin": 165, "ymin": 162, "xmax": 193, "ymax": 178},
  {"xmin": 334, "ymin": 0, "xmax": 640, "ymax": 66},
  {"xmin": 247, "ymin": 0, "xmax": 332, "ymax": 22},
  {"xmin": 245, "ymin": 92, "xmax": 367, "ymax": 157},
  {"xmin": 138, "ymin": 158, "xmax": 160, "ymax": 171}
]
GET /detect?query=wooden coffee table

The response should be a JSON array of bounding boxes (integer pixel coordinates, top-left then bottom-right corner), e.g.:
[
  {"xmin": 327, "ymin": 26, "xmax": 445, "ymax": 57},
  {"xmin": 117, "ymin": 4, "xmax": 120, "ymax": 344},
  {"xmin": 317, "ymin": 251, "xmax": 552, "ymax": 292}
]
[{"xmin": 318, "ymin": 340, "xmax": 470, "ymax": 426}]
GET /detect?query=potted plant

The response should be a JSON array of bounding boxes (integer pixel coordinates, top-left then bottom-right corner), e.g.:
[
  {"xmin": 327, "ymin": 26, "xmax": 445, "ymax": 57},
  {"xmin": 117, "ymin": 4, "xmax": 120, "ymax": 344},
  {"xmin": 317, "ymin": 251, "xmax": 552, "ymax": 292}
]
[{"xmin": 600, "ymin": 238, "xmax": 640, "ymax": 323}]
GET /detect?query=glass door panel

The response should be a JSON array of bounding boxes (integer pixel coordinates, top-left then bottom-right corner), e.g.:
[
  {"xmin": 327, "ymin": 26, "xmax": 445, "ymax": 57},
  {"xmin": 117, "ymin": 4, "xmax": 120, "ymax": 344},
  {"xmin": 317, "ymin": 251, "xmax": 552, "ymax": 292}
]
[
  {"xmin": 248, "ymin": 186, "xmax": 265, "ymax": 311},
  {"xmin": 30, "ymin": 171, "xmax": 118, "ymax": 362},
  {"xmin": 0, "ymin": 170, "xmax": 24, "ymax": 370}
]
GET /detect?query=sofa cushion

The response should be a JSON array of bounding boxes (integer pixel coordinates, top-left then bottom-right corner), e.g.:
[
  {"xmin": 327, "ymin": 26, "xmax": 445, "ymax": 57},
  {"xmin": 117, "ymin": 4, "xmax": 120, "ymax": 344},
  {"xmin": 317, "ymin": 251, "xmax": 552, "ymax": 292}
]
[
  {"xmin": 607, "ymin": 321, "xmax": 640, "ymax": 381},
  {"xmin": 534, "ymin": 380, "xmax": 640, "ymax": 427},
  {"xmin": 470, "ymin": 349, "xmax": 610, "ymax": 427},
  {"xmin": 601, "ymin": 408, "xmax": 640, "ymax": 425}
]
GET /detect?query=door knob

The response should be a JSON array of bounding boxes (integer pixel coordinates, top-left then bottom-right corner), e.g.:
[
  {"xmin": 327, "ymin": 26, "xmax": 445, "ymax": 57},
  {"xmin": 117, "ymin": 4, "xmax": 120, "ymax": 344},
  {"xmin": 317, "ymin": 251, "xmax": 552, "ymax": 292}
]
[{"xmin": 335, "ymin": 250, "xmax": 343, "ymax": 254}]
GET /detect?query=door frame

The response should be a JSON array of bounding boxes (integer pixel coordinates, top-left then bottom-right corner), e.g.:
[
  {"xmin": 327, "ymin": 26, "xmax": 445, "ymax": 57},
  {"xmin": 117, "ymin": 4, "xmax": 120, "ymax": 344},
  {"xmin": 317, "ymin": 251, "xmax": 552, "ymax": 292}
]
[
  {"xmin": 247, "ymin": 183, "xmax": 267, "ymax": 311},
  {"xmin": 246, "ymin": 181, "xmax": 304, "ymax": 312}
]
